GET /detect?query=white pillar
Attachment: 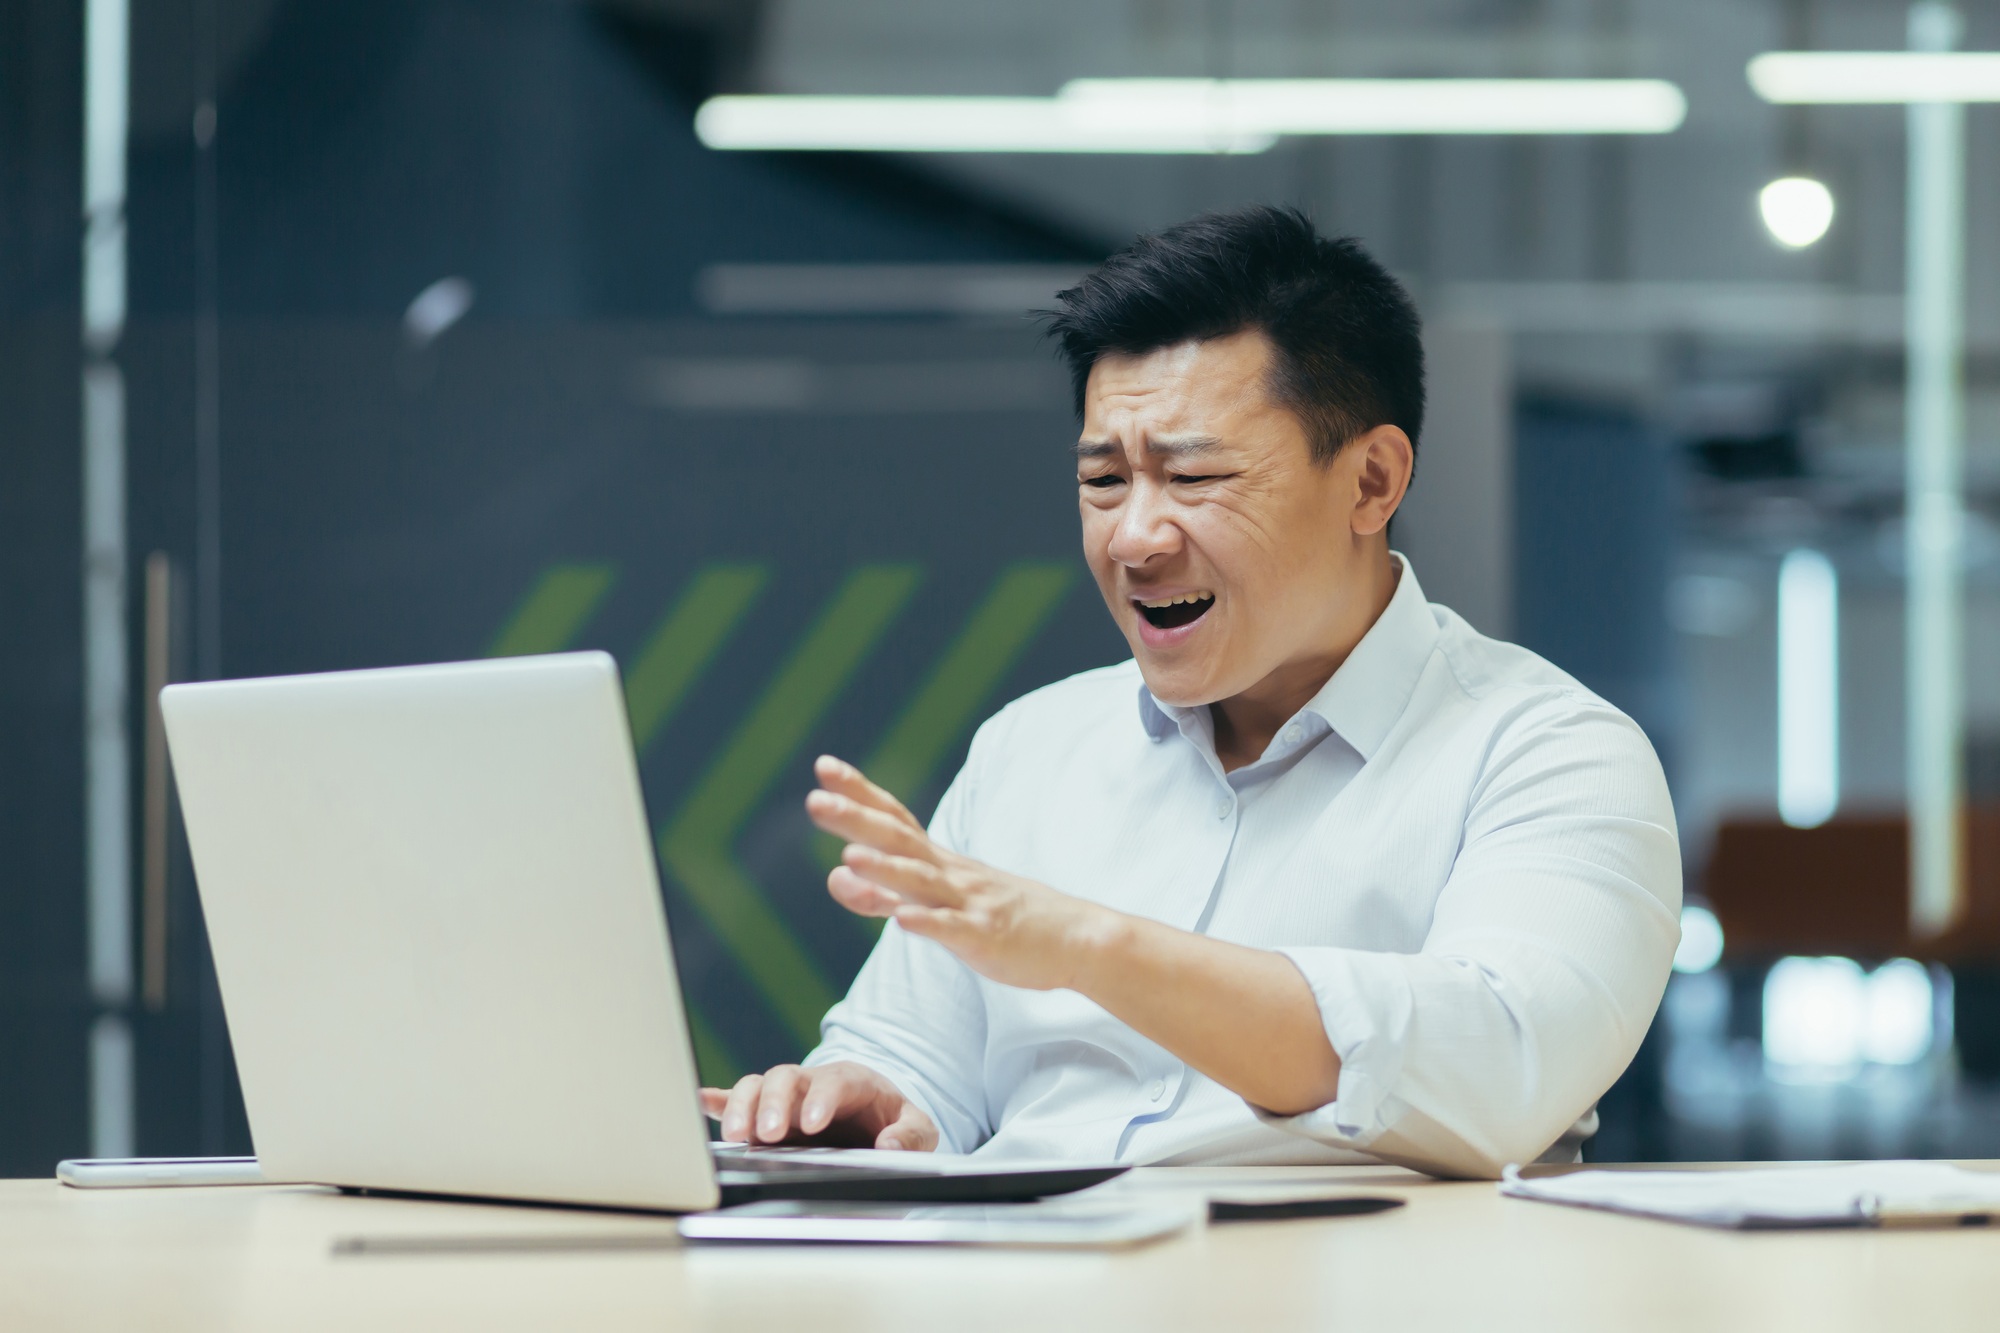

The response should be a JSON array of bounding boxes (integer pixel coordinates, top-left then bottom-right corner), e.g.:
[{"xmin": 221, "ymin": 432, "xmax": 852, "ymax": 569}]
[
  {"xmin": 1905, "ymin": 1, "xmax": 1967, "ymax": 935},
  {"xmin": 83, "ymin": 0, "xmax": 134, "ymax": 1156}
]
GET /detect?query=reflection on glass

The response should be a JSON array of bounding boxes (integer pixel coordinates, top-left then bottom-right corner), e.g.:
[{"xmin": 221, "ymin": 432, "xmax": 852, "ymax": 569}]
[
  {"xmin": 1776, "ymin": 548, "xmax": 1839, "ymax": 829},
  {"xmin": 1673, "ymin": 904, "xmax": 1725, "ymax": 974},
  {"xmin": 1763, "ymin": 957, "xmax": 1933, "ymax": 1076}
]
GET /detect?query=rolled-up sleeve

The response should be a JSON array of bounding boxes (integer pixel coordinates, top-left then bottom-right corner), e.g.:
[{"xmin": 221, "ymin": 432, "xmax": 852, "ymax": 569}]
[
  {"xmin": 803, "ymin": 722, "xmax": 1000, "ymax": 1155},
  {"xmin": 1259, "ymin": 700, "xmax": 1682, "ymax": 1179}
]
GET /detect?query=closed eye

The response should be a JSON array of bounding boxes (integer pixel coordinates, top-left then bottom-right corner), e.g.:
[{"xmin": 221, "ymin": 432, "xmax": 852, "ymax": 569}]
[
  {"xmin": 1082, "ymin": 475, "xmax": 1125, "ymax": 489},
  {"xmin": 1171, "ymin": 473, "xmax": 1230, "ymax": 484}
]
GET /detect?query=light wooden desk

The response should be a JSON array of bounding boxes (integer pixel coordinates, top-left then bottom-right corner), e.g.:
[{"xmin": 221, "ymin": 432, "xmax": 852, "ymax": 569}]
[{"xmin": 3, "ymin": 1165, "xmax": 1996, "ymax": 1332}]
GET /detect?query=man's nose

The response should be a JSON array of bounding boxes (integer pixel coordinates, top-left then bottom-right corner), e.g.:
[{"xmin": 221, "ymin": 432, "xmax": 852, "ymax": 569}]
[{"xmin": 1105, "ymin": 480, "xmax": 1183, "ymax": 566}]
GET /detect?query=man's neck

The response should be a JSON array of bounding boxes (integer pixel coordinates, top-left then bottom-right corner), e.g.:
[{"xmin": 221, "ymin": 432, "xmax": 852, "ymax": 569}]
[{"xmin": 1209, "ymin": 551, "xmax": 1399, "ymax": 772}]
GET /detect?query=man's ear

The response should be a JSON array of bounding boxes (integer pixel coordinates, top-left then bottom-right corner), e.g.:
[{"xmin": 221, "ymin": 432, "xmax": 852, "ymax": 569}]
[{"xmin": 1347, "ymin": 424, "xmax": 1414, "ymax": 538}]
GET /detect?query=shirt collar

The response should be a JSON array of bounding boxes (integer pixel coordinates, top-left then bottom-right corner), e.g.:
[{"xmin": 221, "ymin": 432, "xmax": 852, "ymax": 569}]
[{"xmin": 1135, "ymin": 553, "xmax": 1440, "ymax": 762}]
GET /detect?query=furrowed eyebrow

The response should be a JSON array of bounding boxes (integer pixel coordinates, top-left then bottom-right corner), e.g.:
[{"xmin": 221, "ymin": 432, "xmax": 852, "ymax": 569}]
[
  {"xmin": 1071, "ymin": 436, "xmax": 1222, "ymax": 461},
  {"xmin": 1146, "ymin": 436, "xmax": 1221, "ymax": 459}
]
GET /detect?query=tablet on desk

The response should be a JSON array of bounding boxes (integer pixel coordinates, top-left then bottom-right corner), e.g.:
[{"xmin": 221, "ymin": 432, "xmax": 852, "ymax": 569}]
[
  {"xmin": 678, "ymin": 1198, "xmax": 1198, "ymax": 1248},
  {"xmin": 58, "ymin": 1157, "xmax": 265, "ymax": 1188}
]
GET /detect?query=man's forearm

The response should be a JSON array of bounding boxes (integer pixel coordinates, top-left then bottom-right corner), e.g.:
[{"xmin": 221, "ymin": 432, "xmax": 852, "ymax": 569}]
[
  {"xmin": 802, "ymin": 757, "xmax": 1343, "ymax": 1116},
  {"xmin": 1069, "ymin": 910, "xmax": 1342, "ymax": 1116}
]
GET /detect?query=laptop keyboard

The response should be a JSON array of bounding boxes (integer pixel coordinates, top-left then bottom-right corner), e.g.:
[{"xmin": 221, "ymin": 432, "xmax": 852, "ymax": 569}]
[{"xmin": 711, "ymin": 1146, "xmax": 939, "ymax": 1177}]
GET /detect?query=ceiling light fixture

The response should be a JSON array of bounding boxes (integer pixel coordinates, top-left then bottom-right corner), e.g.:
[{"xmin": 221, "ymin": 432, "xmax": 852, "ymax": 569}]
[
  {"xmin": 1759, "ymin": 176, "xmax": 1836, "ymax": 247},
  {"xmin": 1058, "ymin": 78, "xmax": 1687, "ymax": 136},
  {"xmin": 694, "ymin": 78, "xmax": 1688, "ymax": 155},
  {"xmin": 693, "ymin": 95, "xmax": 1274, "ymax": 155},
  {"xmin": 1748, "ymin": 50, "xmax": 2000, "ymax": 103}
]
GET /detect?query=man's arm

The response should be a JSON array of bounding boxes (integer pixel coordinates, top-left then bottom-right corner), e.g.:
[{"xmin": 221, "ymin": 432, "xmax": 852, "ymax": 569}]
[
  {"xmin": 806, "ymin": 756, "xmax": 1343, "ymax": 1117},
  {"xmin": 1255, "ymin": 703, "xmax": 1681, "ymax": 1177}
]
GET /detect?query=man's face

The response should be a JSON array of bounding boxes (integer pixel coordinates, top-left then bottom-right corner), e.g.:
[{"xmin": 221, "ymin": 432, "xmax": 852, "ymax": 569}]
[{"xmin": 1076, "ymin": 330, "xmax": 1399, "ymax": 708}]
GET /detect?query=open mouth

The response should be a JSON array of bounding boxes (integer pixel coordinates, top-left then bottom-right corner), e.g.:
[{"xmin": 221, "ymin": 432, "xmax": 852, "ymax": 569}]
[{"xmin": 1134, "ymin": 592, "xmax": 1215, "ymax": 631}]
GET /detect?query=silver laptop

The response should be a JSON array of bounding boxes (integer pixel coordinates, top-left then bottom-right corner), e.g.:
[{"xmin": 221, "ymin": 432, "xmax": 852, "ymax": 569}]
[{"xmin": 161, "ymin": 651, "xmax": 1124, "ymax": 1213}]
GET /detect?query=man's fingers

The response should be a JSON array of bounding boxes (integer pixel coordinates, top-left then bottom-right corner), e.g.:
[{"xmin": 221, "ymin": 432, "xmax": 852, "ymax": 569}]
[
  {"xmin": 814, "ymin": 755, "xmax": 922, "ymax": 829},
  {"xmin": 841, "ymin": 845, "xmax": 961, "ymax": 907},
  {"xmin": 892, "ymin": 904, "xmax": 984, "ymax": 964},
  {"xmin": 713, "ymin": 1065, "xmax": 888, "ymax": 1144},
  {"xmin": 874, "ymin": 1100, "xmax": 940, "ymax": 1152},
  {"xmin": 805, "ymin": 789, "xmax": 931, "ymax": 857},
  {"xmin": 797, "ymin": 1070, "xmax": 838, "ymax": 1137},
  {"xmin": 754, "ymin": 1065, "xmax": 807, "ymax": 1144},
  {"xmin": 890, "ymin": 903, "xmax": 961, "ymax": 943},
  {"xmin": 719, "ymin": 1074, "xmax": 764, "ymax": 1143},
  {"xmin": 798, "ymin": 1065, "xmax": 877, "ymax": 1138},
  {"xmin": 827, "ymin": 865, "xmax": 903, "ymax": 918},
  {"xmin": 806, "ymin": 790, "xmax": 934, "ymax": 860}
]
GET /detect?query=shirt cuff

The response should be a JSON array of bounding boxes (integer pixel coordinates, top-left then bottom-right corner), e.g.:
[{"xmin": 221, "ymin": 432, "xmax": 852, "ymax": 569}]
[{"xmin": 1253, "ymin": 946, "xmax": 1417, "ymax": 1150}]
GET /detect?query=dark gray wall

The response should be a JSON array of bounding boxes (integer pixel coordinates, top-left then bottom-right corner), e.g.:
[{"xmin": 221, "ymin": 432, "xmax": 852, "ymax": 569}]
[{"xmin": 0, "ymin": 0, "xmax": 90, "ymax": 1176}]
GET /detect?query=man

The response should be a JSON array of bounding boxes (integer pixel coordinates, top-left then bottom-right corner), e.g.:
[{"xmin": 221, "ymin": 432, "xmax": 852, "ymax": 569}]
[{"xmin": 700, "ymin": 205, "xmax": 1680, "ymax": 1178}]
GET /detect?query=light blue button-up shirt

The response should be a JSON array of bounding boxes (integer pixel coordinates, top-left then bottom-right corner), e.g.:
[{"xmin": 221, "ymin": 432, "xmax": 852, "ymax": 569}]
[{"xmin": 808, "ymin": 556, "xmax": 1681, "ymax": 1177}]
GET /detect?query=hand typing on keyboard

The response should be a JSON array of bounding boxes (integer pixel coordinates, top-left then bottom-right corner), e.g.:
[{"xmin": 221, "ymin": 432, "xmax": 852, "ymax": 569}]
[{"xmin": 700, "ymin": 1060, "xmax": 939, "ymax": 1151}]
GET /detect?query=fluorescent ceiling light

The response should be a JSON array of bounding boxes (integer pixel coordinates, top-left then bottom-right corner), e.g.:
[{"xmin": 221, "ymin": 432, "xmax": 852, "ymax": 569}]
[
  {"xmin": 694, "ymin": 96, "xmax": 1274, "ymax": 154},
  {"xmin": 1060, "ymin": 78, "xmax": 1686, "ymax": 135},
  {"xmin": 694, "ymin": 79, "xmax": 1687, "ymax": 154},
  {"xmin": 1749, "ymin": 51, "xmax": 2000, "ymax": 103}
]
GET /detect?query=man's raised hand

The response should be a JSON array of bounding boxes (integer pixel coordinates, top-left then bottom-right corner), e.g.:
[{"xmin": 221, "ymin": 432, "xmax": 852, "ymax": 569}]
[
  {"xmin": 698, "ymin": 1060, "xmax": 938, "ymax": 1150},
  {"xmin": 805, "ymin": 754, "xmax": 1120, "ymax": 993}
]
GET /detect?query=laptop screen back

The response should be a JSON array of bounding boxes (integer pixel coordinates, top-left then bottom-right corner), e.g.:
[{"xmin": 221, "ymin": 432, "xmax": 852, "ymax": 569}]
[{"xmin": 162, "ymin": 652, "xmax": 718, "ymax": 1211}]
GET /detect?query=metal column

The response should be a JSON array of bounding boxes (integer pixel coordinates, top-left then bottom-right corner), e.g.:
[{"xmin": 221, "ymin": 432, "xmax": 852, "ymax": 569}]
[
  {"xmin": 1904, "ymin": 2, "xmax": 1968, "ymax": 935},
  {"xmin": 82, "ymin": 0, "xmax": 133, "ymax": 1155}
]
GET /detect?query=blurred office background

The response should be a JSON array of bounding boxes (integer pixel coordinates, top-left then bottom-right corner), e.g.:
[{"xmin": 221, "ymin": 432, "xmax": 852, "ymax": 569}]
[{"xmin": 5, "ymin": 0, "xmax": 2000, "ymax": 1171}]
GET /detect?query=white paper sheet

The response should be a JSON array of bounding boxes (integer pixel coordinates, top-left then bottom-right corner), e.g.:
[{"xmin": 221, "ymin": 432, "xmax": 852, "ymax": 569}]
[{"xmin": 1500, "ymin": 1161, "xmax": 2000, "ymax": 1229}]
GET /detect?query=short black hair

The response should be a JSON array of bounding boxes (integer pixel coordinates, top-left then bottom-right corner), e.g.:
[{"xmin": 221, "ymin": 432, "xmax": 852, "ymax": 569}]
[{"xmin": 1040, "ymin": 205, "xmax": 1424, "ymax": 466}]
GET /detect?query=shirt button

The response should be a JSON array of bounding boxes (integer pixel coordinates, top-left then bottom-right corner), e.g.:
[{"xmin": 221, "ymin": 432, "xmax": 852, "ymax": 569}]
[
  {"xmin": 1215, "ymin": 797, "xmax": 1232, "ymax": 819},
  {"xmin": 1284, "ymin": 723, "xmax": 1303, "ymax": 744},
  {"xmin": 1148, "ymin": 1079, "xmax": 1167, "ymax": 1102}
]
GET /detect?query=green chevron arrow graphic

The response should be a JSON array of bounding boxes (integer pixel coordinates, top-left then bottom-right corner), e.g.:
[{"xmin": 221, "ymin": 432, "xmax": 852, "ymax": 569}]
[
  {"xmin": 814, "ymin": 562, "xmax": 1075, "ymax": 875},
  {"xmin": 626, "ymin": 565, "xmax": 770, "ymax": 752},
  {"xmin": 657, "ymin": 564, "xmax": 923, "ymax": 1049},
  {"xmin": 487, "ymin": 563, "xmax": 616, "ymax": 657},
  {"xmin": 489, "ymin": 560, "xmax": 767, "ymax": 1085},
  {"xmin": 624, "ymin": 565, "xmax": 771, "ymax": 1085}
]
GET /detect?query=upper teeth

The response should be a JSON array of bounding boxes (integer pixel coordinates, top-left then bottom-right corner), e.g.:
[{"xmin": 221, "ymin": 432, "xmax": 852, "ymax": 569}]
[{"xmin": 1137, "ymin": 593, "xmax": 1213, "ymax": 608}]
